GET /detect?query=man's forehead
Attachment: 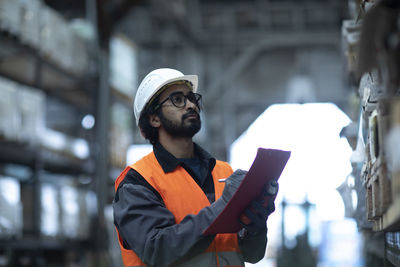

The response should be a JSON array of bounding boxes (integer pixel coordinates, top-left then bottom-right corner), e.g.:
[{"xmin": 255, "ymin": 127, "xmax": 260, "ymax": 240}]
[{"xmin": 159, "ymin": 83, "xmax": 192, "ymax": 97}]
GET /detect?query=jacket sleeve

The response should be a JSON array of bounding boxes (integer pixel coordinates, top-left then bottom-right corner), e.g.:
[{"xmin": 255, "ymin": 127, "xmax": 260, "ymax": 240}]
[
  {"xmin": 113, "ymin": 170, "xmax": 215, "ymax": 267},
  {"xmin": 238, "ymin": 229, "xmax": 267, "ymax": 263}
]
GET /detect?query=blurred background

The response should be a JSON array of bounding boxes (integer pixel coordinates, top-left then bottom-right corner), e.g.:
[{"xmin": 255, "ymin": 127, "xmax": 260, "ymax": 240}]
[{"xmin": 0, "ymin": 0, "xmax": 399, "ymax": 266}]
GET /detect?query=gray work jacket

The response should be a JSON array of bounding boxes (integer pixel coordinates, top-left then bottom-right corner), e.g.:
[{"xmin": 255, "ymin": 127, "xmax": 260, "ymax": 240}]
[{"xmin": 113, "ymin": 143, "xmax": 267, "ymax": 267}]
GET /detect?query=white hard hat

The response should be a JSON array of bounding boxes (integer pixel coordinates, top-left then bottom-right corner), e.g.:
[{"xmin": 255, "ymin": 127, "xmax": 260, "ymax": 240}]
[{"xmin": 134, "ymin": 68, "xmax": 198, "ymax": 125}]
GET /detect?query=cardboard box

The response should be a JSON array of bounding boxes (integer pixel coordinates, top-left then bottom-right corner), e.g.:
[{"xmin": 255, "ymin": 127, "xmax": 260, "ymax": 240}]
[
  {"xmin": 0, "ymin": 0, "xmax": 21, "ymax": 34},
  {"xmin": 40, "ymin": 183, "xmax": 60, "ymax": 238},
  {"xmin": 19, "ymin": 0, "xmax": 41, "ymax": 48},
  {"xmin": 39, "ymin": 6, "xmax": 72, "ymax": 69},
  {"xmin": 0, "ymin": 77, "xmax": 19, "ymax": 141},
  {"xmin": 58, "ymin": 183, "xmax": 91, "ymax": 240},
  {"xmin": 17, "ymin": 85, "xmax": 46, "ymax": 144},
  {"xmin": 69, "ymin": 34, "xmax": 89, "ymax": 75},
  {"xmin": 387, "ymin": 98, "xmax": 400, "ymax": 198}
]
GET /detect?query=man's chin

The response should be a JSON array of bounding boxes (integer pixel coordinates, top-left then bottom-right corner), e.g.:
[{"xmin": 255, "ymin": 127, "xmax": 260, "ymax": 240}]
[{"xmin": 183, "ymin": 121, "xmax": 201, "ymax": 136}]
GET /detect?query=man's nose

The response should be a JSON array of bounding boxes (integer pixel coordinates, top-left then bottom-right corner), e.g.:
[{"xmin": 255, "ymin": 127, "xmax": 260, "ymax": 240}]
[{"xmin": 185, "ymin": 97, "xmax": 198, "ymax": 109}]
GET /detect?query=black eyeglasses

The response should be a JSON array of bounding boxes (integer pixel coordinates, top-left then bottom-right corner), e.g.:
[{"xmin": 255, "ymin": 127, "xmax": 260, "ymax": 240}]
[{"xmin": 154, "ymin": 91, "xmax": 202, "ymax": 110}]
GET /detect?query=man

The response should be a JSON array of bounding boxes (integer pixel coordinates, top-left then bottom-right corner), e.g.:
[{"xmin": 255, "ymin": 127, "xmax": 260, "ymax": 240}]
[{"xmin": 113, "ymin": 68, "xmax": 277, "ymax": 267}]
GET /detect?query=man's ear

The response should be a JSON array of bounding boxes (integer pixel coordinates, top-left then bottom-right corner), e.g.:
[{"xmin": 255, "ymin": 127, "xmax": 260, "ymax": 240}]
[{"xmin": 149, "ymin": 114, "xmax": 161, "ymax": 128}]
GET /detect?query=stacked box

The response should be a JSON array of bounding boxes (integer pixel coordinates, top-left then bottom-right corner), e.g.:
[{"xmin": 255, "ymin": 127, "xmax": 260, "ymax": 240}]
[
  {"xmin": 341, "ymin": 19, "xmax": 361, "ymax": 81},
  {"xmin": 0, "ymin": 176, "xmax": 23, "ymax": 239},
  {"xmin": 39, "ymin": 175, "xmax": 92, "ymax": 240},
  {"xmin": 18, "ymin": 85, "xmax": 46, "ymax": 145},
  {"xmin": 1, "ymin": 0, "xmax": 89, "ymax": 76},
  {"xmin": 110, "ymin": 103, "xmax": 132, "ymax": 168},
  {"xmin": 39, "ymin": 6, "xmax": 89, "ymax": 76},
  {"xmin": 387, "ymin": 98, "xmax": 400, "ymax": 198},
  {"xmin": 40, "ymin": 183, "xmax": 60, "ymax": 238},
  {"xmin": 110, "ymin": 35, "xmax": 137, "ymax": 96},
  {"xmin": 366, "ymin": 99, "xmax": 392, "ymax": 221},
  {"xmin": 76, "ymin": 188, "xmax": 91, "ymax": 240},
  {"xmin": 18, "ymin": 0, "xmax": 41, "ymax": 48},
  {"xmin": 376, "ymin": 100, "xmax": 392, "ymax": 214},
  {"xmin": 70, "ymin": 34, "xmax": 89, "ymax": 75},
  {"xmin": 39, "ymin": 6, "xmax": 72, "ymax": 71},
  {"xmin": 59, "ymin": 183, "xmax": 80, "ymax": 239},
  {"xmin": 59, "ymin": 184, "xmax": 92, "ymax": 240},
  {"xmin": 0, "ymin": 0, "xmax": 21, "ymax": 35},
  {"xmin": 368, "ymin": 110, "xmax": 379, "ymax": 164},
  {"xmin": 0, "ymin": 76, "xmax": 19, "ymax": 140},
  {"xmin": 369, "ymin": 162, "xmax": 391, "ymax": 218}
]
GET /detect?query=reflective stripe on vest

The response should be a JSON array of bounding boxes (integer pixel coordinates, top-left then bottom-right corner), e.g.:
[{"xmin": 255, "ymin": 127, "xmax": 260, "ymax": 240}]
[{"xmin": 114, "ymin": 151, "xmax": 244, "ymax": 267}]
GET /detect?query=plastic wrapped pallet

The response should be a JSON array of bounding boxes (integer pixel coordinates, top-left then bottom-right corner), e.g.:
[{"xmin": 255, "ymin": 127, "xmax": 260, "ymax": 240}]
[
  {"xmin": 40, "ymin": 183, "xmax": 60, "ymax": 238},
  {"xmin": 0, "ymin": 0, "xmax": 20, "ymax": 34},
  {"xmin": 0, "ymin": 176, "xmax": 23, "ymax": 239},
  {"xmin": 0, "ymin": 76, "xmax": 19, "ymax": 141},
  {"xmin": 110, "ymin": 103, "xmax": 132, "ymax": 168},
  {"xmin": 39, "ymin": 6, "xmax": 73, "ymax": 72},
  {"xmin": 60, "ymin": 184, "xmax": 80, "ymax": 239},
  {"xmin": 110, "ymin": 35, "xmax": 137, "ymax": 96},
  {"xmin": 386, "ymin": 98, "xmax": 400, "ymax": 198},
  {"xmin": 18, "ymin": 0, "xmax": 41, "ymax": 48},
  {"xmin": 341, "ymin": 19, "xmax": 361, "ymax": 84},
  {"xmin": 69, "ymin": 34, "xmax": 89, "ymax": 76},
  {"xmin": 76, "ymin": 188, "xmax": 91, "ymax": 240},
  {"xmin": 57, "ymin": 180, "xmax": 93, "ymax": 240},
  {"xmin": 17, "ymin": 85, "xmax": 46, "ymax": 145}
]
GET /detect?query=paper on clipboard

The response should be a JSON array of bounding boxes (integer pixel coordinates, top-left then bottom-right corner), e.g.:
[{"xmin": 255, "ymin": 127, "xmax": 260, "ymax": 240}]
[{"xmin": 203, "ymin": 148, "xmax": 291, "ymax": 235}]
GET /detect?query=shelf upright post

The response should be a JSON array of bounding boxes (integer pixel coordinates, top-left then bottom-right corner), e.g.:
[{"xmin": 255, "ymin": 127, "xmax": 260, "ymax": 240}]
[
  {"xmin": 86, "ymin": 0, "xmax": 111, "ymax": 264},
  {"xmin": 32, "ymin": 47, "xmax": 44, "ymax": 265}
]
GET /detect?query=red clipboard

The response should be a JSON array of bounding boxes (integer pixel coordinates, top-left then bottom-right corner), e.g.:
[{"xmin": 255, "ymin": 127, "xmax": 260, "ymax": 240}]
[{"xmin": 203, "ymin": 148, "xmax": 291, "ymax": 235}]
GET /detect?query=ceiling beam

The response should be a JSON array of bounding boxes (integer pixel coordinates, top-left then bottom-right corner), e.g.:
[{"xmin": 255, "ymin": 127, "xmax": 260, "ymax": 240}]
[{"xmin": 206, "ymin": 31, "xmax": 339, "ymax": 102}]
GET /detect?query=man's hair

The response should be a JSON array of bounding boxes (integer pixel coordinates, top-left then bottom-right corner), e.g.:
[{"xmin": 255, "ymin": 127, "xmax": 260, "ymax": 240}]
[{"xmin": 138, "ymin": 95, "xmax": 161, "ymax": 144}]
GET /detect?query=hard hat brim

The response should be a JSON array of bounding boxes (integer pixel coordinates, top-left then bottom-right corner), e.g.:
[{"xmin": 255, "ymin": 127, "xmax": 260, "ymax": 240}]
[
  {"xmin": 145, "ymin": 74, "xmax": 198, "ymax": 107},
  {"xmin": 157, "ymin": 74, "xmax": 198, "ymax": 94}
]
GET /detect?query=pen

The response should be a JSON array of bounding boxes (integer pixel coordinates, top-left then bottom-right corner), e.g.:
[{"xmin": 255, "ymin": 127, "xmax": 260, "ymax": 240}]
[{"xmin": 218, "ymin": 178, "xmax": 227, "ymax": 182}]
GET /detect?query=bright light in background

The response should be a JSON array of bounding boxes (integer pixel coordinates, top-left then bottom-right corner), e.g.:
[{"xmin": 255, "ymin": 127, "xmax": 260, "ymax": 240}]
[
  {"xmin": 81, "ymin": 114, "xmax": 95, "ymax": 130},
  {"xmin": 230, "ymin": 103, "xmax": 352, "ymax": 218},
  {"xmin": 127, "ymin": 144, "xmax": 153, "ymax": 165},
  {"xmin": 230, "ymin": 103, "xmax": 357, "ymax": 266},
  {"xmin": 71, "ymin": 138, "xmax": 90, "ymax": 159}
]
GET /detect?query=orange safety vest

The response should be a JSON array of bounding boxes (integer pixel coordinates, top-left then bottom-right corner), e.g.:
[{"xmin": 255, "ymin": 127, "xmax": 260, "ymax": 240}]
[{"xmin": 114, "ymin": 151, "xmax": 244, "ymax": 267}]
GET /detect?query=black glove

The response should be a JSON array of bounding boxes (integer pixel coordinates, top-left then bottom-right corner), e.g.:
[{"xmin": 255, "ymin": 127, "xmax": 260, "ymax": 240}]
[
  {"xmin": 220, "ymin": 169, "xmax": 247, "ymax": 204},
  {"xmin": 202, "ymin": 169, "xmax": 247, "ymax": 235},
  {"xmin": 238, "ymin": 180, "xmax": 279, "ymax": 237}
]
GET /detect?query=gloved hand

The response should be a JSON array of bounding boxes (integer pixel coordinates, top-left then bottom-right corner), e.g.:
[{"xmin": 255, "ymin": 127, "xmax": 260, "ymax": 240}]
[
  {"xmin": 220, "ymin": 169, "xmax": 247, "ymax": 204},
  {"xmin": 202, "ymin": 169, "xmax": 247, "ymax": 235},
  {"xmin": 238, "ymin": 179, "xmax": 279, "ymax": 237}
]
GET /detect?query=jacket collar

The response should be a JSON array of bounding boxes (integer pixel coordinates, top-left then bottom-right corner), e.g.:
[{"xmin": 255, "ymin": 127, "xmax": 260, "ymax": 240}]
[{"xmin": 153, "ymin": 142, "xmax": 216, "ymax": 173}]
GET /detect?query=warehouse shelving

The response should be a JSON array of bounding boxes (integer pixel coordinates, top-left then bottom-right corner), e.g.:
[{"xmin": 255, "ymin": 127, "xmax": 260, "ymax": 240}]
[
  {"xmin": 0, "ymin": 140, "xmax": 93, "ymax": 175},
  {"xmin": 0, "ymin": 1, "xmax": 111, "ymax": 266},
  {"xmin": 341, "ymin": 0, "xmax": 400, "ymax": 266},
  {"xmin": 380, "ymin": 197, "xmax": 400, "ymax": 231},
  {"xmin": 0, "ymin": 32, "xmax": 93, "ymax": 109}
]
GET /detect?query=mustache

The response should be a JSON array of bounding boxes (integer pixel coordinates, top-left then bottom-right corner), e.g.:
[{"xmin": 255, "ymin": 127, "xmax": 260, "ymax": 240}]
[{"xmin": 182, "ymin": 110, "xmax": 200, "ymax": 120}]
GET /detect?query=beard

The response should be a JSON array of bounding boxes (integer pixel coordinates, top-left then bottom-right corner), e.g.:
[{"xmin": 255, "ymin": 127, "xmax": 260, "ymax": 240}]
[{"xmin": 159, "ymin": 109, "xmax": 201, "ymax": 138}]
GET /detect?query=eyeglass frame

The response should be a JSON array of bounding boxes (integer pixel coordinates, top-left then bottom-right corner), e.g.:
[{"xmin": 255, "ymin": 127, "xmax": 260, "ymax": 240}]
[{"xmin": 153, "ymin": 91, "xmax": 202, "ymax": 111}]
